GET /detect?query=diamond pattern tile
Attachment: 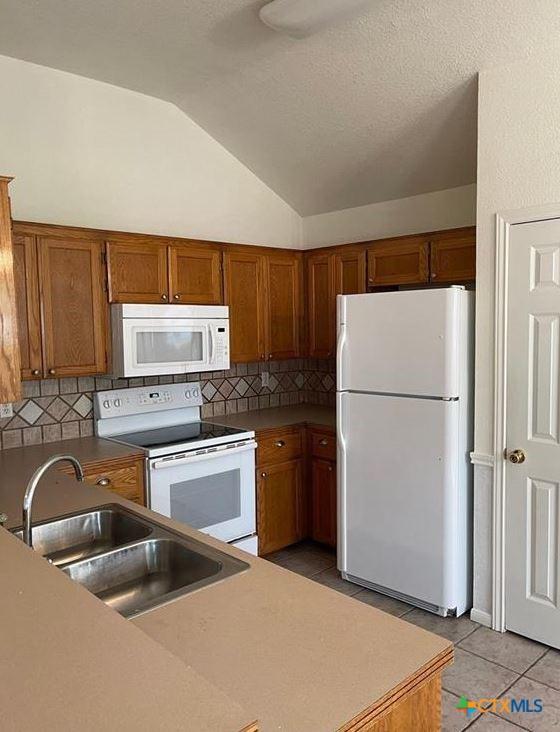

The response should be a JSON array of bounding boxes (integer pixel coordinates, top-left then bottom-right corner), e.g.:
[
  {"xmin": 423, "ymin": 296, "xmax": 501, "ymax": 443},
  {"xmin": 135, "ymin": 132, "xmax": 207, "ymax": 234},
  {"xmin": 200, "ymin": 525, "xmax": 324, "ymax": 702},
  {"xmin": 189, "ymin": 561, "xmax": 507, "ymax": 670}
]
[
  {"xmin": 0, "ymin": 360, "xmax": 334, "ymax": 449},
  {"xmin": 19, "ymin": 401, "xmax": 43, "ymax": 425}
]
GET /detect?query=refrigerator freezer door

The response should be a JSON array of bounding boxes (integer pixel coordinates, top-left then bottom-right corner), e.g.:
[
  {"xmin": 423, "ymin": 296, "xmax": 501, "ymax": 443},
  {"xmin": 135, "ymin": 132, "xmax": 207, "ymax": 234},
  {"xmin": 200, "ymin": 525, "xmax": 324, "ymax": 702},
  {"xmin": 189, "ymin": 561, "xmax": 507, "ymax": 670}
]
[
  {"xmin": 338, "ymin": 391, "xmax": 460, "ymax": 610},
  {"xmin": 337, "ymin": 288, "xmax": 465, "ymax": 398}
]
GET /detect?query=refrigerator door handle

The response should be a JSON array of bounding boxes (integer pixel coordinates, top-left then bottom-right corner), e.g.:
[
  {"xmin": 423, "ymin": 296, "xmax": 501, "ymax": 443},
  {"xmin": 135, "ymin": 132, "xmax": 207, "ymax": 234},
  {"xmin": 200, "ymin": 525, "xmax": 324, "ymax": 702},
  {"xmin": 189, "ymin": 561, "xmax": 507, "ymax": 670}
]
[
  {"xmin": 336, "ymin": 322, "xmax": 347, "ymax": 392},
  {"xmin": 336, "ymin": 391, "xmax": 347, "ymax": 570}
]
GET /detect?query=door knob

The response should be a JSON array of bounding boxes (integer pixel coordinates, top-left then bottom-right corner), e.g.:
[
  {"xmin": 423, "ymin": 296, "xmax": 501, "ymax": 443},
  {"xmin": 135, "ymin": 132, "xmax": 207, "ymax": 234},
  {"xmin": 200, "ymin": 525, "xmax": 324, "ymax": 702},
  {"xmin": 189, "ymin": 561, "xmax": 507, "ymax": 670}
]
[{"xmin": 508, "ymin": 449, "xmax": 526, "ymax": 464}]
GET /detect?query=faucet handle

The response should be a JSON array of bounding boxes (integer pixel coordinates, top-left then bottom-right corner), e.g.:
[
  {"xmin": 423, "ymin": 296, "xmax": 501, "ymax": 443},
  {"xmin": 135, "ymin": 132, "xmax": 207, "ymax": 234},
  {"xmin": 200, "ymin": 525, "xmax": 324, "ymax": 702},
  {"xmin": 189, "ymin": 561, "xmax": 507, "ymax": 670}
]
[{"xmin": 0, "ymin": 512, "xmax": 8, "ymax": 527}]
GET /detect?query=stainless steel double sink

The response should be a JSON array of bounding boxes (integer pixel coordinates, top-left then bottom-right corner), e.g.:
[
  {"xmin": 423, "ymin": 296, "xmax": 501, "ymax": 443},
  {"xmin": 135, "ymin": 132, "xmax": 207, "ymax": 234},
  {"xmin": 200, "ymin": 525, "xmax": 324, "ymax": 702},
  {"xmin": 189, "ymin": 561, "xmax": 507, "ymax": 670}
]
[{"xmin": 12, "ymin": 504, "xmax": 249, "ymax": 618}]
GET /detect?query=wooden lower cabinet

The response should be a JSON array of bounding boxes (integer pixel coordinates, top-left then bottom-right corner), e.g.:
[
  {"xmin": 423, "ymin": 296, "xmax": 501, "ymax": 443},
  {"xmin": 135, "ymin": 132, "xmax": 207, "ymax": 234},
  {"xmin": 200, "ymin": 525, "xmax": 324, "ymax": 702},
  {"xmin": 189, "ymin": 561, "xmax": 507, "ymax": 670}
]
[
  {"xmin": 257, "ymin": 458, "xmax": 305, "ymax": 555},
  {"xmin": 310, "ymin": 458, "xmax": 336, "ymax": 548},
  {"xmin": 61, "ymin": 455, "xmax": 146, "ymax": 506},
  {"xmin": 256, "ymin": 424, "xmax": 337, "ymax": 555}
]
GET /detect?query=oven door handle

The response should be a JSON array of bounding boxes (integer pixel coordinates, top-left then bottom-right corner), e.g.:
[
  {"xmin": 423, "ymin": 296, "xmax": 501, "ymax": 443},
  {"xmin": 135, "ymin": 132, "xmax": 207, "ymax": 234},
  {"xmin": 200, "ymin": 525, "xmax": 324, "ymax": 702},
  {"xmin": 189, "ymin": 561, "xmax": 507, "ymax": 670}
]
[{"xmin": 151, "ymin": 440, "xmax": 257, "ymax": 470}]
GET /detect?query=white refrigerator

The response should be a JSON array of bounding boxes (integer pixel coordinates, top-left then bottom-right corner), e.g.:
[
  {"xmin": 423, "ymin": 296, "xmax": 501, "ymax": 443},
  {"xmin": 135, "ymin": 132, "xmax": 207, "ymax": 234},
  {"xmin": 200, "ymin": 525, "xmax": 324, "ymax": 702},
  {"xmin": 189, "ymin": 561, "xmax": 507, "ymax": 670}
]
[{"xmin": 337, "ymin": 287, "xmax": 474, "ymax": 617}]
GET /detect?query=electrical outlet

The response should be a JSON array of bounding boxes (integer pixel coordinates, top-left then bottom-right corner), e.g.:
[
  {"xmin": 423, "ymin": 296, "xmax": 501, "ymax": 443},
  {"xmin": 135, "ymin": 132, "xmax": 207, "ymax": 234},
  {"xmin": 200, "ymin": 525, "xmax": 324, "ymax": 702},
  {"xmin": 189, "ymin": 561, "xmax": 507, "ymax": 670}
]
[
  {"xmin": 261, "ymin": 371, "xmax": 270, "ymax": 388},
  {"xmin": 0, "ymin": 403, "xmax": 13, "ymax": 419}
]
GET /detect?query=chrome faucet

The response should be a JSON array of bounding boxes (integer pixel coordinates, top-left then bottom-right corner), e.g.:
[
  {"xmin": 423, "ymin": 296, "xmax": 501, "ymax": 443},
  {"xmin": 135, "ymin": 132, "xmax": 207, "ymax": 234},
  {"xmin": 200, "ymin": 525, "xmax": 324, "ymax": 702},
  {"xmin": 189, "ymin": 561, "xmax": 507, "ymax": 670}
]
[{"xmin": 23, "ymin": 454, "xmax": 85, "ymax": 548}]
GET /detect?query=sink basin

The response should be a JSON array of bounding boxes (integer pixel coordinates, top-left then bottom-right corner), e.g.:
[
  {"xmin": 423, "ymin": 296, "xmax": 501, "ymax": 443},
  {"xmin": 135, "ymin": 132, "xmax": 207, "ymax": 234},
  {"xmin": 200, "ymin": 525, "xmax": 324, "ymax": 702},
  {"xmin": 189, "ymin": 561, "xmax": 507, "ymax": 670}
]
[
  {"xmin": 12, "ymin": 506, "xmax": 152, "ymax": 566},
  {"xmin": 14, "ymin": 503, "xmax": 249, "ymax": 616},
  {"xmin": 62, "ymin": 537, "xmax": 230, "ymax": 617}
]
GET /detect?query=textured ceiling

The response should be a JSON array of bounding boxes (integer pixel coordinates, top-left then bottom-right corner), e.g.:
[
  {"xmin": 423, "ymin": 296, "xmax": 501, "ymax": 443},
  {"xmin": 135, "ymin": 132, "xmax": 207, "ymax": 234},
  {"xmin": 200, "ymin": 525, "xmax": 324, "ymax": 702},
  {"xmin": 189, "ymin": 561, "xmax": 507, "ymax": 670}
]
[{"xmin": 0, "ymin": 0, "xmax": 559, "ymax": 215}]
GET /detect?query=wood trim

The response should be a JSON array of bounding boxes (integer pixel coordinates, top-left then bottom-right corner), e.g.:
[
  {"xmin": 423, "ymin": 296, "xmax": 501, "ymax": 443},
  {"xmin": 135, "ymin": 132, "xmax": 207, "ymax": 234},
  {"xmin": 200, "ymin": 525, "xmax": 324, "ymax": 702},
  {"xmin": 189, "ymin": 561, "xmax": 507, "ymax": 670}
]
[
  {"xmin": 0, "ymin": 176, "xmax": 22, "ymax": 402},
  {"xmin": 338, "ymin": 646, "xmax": 453, "ymax": 731}
]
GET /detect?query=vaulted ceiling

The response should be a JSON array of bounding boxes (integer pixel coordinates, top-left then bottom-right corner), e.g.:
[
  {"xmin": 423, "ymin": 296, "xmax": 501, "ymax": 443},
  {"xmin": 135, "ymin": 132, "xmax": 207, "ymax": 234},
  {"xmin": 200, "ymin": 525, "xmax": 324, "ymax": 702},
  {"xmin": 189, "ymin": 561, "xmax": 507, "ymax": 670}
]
[{"xmin": 0, "ymin": 1, "xmax": 558, "ymax": 215}]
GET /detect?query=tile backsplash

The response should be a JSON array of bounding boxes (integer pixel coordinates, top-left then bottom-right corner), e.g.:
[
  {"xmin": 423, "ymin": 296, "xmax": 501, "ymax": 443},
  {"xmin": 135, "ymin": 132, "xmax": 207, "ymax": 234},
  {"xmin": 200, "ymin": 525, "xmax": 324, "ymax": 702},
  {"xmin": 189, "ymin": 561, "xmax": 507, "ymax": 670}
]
[{"xmin": 0, "ymin": 359, "xmax": 335, "ymax": 450}]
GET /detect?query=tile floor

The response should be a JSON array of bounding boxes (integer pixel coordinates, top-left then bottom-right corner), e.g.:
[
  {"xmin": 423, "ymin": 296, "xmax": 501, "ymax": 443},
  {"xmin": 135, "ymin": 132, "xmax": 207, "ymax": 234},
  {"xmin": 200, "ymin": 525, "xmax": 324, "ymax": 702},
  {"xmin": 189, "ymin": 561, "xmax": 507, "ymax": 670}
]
[{"xmin": 265, "ymin": 541, "xmax": 560, "ymax": 731}]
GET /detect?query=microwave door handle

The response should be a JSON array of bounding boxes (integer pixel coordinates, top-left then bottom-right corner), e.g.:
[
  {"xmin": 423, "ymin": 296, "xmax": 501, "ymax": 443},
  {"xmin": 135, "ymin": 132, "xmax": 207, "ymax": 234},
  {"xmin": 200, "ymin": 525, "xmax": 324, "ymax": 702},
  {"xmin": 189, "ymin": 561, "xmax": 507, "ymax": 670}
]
[
  {"xmin": 151, "ymin": 440, "xmax": 257, "ymax": 470},
  {"xmin": 208, "ymin": 327, "xmax": 215, "ymax": 364}
]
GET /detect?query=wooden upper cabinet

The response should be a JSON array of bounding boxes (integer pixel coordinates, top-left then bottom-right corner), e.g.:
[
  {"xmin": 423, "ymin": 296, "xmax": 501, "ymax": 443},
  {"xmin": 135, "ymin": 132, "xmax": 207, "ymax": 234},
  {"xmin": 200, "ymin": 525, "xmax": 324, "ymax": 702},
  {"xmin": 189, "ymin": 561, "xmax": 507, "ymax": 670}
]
[
  {"xmin": 38, "ymin": 236, "xmax": 107, "ymax": 377},
  {"xmin": 12, "ymin": 232, "xmax": 42, "ymax": 379},
  {"xmin": 367, "ymin": 237, "xmax": 429, "ymax": 287},
  {"xmin": 107, "ymin": 240, "xmax": 168, "ymax": 303},
  {"xmin": 307, "ymin": 253, "xmax": 334, "ymax": 358},
  {"xmin": 223, "ymin": 250, "xmax": 266, "ymax": 362},
  {"xmin": 0, "ymin": 176, "xmax": 21, "ymax": 403},
  {"xmin": 334, "ymin": 249, "xmax": 366, "ymax": 296},
  {"xmin": 169, "ymin": 242, "xmax": 222, "ymax": 305},
  {"xmin": 430, "ymin": 230, "xmax": 476, "ymax": 283},
  {"xmin": 265, "ymin": 253, "xmax": 301, "ymax": 360}
]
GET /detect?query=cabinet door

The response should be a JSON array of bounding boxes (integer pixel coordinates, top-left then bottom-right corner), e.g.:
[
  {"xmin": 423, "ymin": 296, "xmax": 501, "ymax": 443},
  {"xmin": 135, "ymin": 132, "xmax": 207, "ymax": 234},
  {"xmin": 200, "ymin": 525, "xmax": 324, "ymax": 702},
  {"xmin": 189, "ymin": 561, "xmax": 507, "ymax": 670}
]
[
  {"xmin": 430, "ymin": 231, "xmax": 476, "ymax": 284},
  {"xmin": 257, "ymin": 458, "xmax": 304, "ymax": 555},
  {"xmin": 169, "ymin": 243, "xmax": 222, "ymax": 304},
  {"xmin": 311, "ymin": 458, "xmax": 337, "ymax": 548},
  {"xmin": 61, "ymin": 456, "xmax": 146, "ymax": 506},
  {"xmin": 38, "ymin": 236, "xmax": 107, "ymax": 377},
  {"xmin": 307, "ymin": 253, "xmax": 334, "ymax": 358},
  {"xmin": 367, "ymin": 238, "xmax": 429, "ymax": 287},
  {"xmin": 12, "ymin": 233, "xmax": 42, "ymax": 379},
  {"xmin": 223, "ymin": 250, "xmax": 266, "ymax": 362},
  {"xmin": 334, "ymin": 249, "xmax": 366, "ymax": 296},
  {"xmin": 107, "ymin": 240, "xmax": 168, "ymax": 303},
  {"xmin": 265, "ymin": 253, "xmax": 301, "ymax": 360}
]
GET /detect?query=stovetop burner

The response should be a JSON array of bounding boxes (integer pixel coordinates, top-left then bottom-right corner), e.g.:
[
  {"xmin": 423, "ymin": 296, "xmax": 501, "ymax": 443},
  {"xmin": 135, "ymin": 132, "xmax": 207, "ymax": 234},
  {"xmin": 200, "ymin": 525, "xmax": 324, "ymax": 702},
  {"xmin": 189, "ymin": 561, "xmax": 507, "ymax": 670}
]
[{"xmin": 111, "ymin": 421, "xmax": 248, "ymax": 451}]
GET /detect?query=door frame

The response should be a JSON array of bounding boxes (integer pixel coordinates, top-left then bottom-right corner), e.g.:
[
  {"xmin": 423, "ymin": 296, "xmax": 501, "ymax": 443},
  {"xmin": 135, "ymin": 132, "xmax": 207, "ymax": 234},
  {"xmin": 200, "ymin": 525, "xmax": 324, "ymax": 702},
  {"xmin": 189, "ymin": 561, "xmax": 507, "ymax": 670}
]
[{"xmin": 492, "ymin": 202, "xmax": 560, "ymax": 632}]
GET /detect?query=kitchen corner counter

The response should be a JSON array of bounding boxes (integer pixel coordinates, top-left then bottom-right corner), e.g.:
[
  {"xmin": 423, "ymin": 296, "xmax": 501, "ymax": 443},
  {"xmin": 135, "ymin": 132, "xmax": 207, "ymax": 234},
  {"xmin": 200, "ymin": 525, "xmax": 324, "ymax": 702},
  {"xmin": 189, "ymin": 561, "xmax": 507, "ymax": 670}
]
[
  {"xmin": 0, "ymin": 436, "xmax": 452, "ymax": 732},
  {"xmin": 214, "ymin": 403, "xmax": 335, "ymax": 431}
]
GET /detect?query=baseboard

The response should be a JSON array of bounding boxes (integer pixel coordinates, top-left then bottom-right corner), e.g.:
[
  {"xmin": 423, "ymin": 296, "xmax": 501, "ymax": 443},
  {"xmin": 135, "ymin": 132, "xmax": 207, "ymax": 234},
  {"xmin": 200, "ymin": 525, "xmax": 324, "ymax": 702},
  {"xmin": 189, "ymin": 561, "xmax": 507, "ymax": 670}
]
[{"xmin": 470, "ymin": 607, "xmax": 492, "ymax": 627}]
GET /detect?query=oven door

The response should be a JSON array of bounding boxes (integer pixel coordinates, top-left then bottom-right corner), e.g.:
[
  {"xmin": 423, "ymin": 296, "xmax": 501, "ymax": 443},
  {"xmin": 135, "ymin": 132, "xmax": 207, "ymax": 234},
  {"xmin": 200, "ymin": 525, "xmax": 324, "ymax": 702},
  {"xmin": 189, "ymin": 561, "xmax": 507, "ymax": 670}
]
[
  {"xmin": 148, "ymin": 441, "xmax": 256, "ymax": 543},
  {"xmin": 120, "ymin": 317, "xmax": 224, "ymax": 377}
]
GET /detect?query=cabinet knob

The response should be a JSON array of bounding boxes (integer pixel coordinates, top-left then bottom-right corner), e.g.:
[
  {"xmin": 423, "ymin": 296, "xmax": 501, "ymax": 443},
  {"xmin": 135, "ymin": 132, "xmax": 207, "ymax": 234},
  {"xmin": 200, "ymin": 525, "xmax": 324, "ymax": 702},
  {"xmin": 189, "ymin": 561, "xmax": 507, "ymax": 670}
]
[
  {"xmin": 96, "ymin": 477, "xmax": 111, "ymax": 487},
  {"xmin": 48, "ymin": 368, "xmax": 56, "ymax": 375},
  {"xmin": 260, "ymin": 354, "xmax": 265, "ymax": 360},
  {"xmin": 328, "ymin": 465, "xmax": 333, "ymax": 472},
  {"xmin": 32, "ymin": 369, "xmax": 40, "ymax": 376},
  {"xmin": 275, "ymin": 440, "xmax": 285, "ymax": 448},
  {"xmin": 261, "ymin": 472, "xmax": 267, "ymax": 478},
  {"xmin": 319, "ymin": 438, "xmax": 328, "ymax": 446},
  {"xmin": 173, "ymin": 293, "xmax": 181, "ymax": 301},
  {"xmin": 161, "ymin": 293, "xmax": 168, "ymax": 301},
  {"xmin": 432, "ymin": 273, "xmax": 437, "ymax": 280}
]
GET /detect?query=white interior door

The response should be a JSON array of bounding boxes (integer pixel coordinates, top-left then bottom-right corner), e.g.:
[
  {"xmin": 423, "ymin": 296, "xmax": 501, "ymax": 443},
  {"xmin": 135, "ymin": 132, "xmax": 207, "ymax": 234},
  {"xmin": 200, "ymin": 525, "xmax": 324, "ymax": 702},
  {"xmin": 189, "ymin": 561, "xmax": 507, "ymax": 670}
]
[{"xmin": 505, "ymin": 218, "xmax": 560, "ymax": 648}]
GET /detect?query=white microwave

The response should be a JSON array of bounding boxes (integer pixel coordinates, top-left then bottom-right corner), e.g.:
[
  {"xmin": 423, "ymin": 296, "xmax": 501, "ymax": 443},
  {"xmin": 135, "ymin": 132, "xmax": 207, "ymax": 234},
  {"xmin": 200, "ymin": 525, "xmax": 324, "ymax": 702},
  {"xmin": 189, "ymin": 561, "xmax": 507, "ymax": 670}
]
[{"xmin": 111, "ymin": 304, "xmax": 230, "ymax": 377}]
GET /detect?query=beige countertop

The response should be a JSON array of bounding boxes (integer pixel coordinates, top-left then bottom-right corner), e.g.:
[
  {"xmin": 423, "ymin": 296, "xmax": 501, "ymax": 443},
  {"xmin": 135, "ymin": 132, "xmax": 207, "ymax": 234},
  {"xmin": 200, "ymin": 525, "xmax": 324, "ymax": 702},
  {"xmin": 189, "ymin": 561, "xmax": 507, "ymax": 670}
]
[
  {"xmin": 214, "ymin": 404, "xmax": 335, "ymax": 431},
  {"xmin": 0, "ymin": 431, "xmax": 450, "ymax": 731}
]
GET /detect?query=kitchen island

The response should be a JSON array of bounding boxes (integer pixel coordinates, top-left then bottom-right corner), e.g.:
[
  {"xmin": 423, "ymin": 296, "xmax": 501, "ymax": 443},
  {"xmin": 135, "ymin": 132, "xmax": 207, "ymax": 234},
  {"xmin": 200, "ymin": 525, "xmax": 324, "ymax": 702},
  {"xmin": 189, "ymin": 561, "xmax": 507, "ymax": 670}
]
[{"xmin": 0, "ymin": 437, "xmax": 452, "ymax": 731}]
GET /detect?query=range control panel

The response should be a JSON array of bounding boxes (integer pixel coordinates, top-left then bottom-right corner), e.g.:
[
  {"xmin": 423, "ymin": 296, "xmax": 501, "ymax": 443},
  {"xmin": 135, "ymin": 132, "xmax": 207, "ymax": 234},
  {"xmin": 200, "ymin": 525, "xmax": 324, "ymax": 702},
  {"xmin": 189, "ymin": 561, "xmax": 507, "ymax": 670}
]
[{"xmin": 94, "ymin": 382, "xmax": 203, "ymax": 419}]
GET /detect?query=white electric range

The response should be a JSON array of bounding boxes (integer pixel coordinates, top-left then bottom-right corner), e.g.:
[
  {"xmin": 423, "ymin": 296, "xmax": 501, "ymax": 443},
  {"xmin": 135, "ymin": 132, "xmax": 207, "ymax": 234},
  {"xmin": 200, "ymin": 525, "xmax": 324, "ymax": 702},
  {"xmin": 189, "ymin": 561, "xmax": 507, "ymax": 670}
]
[{"xmin": 94, "ymin": 383, "xmax": 257, "ymax": 555}]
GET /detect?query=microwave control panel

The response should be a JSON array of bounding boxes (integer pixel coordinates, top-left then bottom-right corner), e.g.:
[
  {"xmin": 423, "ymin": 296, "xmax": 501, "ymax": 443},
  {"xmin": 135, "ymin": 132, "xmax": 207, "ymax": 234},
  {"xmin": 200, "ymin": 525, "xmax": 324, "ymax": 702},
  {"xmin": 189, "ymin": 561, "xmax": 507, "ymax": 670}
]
[
  {"xmin": 94, "ymin": 383, "xmax": 203, "ymax": 419},
  {"xmin": 213, "ymin": 324, "xmax": 229, "ymax": 366}
]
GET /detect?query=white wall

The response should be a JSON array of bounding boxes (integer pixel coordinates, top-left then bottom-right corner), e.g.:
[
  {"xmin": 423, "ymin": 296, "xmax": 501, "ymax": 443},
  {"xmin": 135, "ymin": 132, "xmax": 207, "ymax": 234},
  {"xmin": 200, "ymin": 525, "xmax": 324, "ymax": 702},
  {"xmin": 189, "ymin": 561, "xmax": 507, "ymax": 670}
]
[
  {"xmin": 0, "ymin": 55, "xmax": 301, "ymax": 248},
  {"xmin": 302, "ymin": 184, "xmax": 476, "ymax": 248},
  {"xmin": 473, "ymin": 54, "xmax": 560, "ymax": 618}
]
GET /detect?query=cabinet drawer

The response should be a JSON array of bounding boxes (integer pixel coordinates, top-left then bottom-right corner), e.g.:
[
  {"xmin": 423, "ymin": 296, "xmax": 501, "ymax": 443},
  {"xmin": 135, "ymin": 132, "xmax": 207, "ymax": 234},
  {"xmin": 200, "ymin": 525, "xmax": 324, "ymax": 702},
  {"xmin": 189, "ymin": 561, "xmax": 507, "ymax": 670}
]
[
  {"xmin": 256, "ymin": 427, "xmax": 303, "ymax": 466},
  {"xmin": 310, "ymin": 429, "xmax": 336, "ymax": 461},
  {"xmin": 61, "ymin": 457, "xmax": 145, "ymax": 505}
]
